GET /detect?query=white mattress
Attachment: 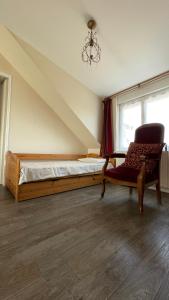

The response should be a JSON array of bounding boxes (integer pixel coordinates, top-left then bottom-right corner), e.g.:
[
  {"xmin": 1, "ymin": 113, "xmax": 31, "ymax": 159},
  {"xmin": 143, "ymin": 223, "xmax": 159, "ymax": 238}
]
[{"xmin": 19, "ymin": 159, "xmax": 109, "ymax": 185}]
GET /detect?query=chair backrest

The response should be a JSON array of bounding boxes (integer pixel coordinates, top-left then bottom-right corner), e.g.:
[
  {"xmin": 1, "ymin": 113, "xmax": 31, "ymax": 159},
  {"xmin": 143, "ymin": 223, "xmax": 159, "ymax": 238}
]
[
  {"xmin": 134, "ymin": 123, "xmax": 164, "ymax": 144},
  {"xmin": 124, "ymin": 123, "xmax": 165, "ymax": 175}
]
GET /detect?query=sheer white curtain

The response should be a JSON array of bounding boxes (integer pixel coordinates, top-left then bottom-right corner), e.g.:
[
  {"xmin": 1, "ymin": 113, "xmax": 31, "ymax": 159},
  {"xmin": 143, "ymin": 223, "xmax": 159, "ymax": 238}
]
[
  {"xmin": 119, "ymin": 100, "xmax": 141, "ymax": 150},
  {"xmin": 117, "ymin": 86, "xmax": 169, "ymax": 151},
  {"xmin": 144, "ymin": 89, "xmax": 169, "ymax": 147}
]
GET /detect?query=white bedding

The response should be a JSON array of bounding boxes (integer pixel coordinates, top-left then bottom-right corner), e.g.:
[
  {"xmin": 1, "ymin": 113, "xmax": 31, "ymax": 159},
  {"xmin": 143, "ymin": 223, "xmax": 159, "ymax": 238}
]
[{"xmin": 19, "ymin": 159, "xmax": 110, "ymax": 185}]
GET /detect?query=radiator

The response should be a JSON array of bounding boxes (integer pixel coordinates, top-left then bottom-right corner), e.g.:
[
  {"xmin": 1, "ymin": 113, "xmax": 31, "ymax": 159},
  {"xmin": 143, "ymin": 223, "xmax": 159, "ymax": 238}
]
[{"xmin": 160, "ymin": 151, "xmax": 169, "ymax": 190}]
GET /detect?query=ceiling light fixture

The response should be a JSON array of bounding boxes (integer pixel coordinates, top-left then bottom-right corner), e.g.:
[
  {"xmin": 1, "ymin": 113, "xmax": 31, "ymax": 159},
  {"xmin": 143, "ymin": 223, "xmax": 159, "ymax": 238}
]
[{"xmin": 82, "ymin": 19, "xmax": 101, "ymax": 65}]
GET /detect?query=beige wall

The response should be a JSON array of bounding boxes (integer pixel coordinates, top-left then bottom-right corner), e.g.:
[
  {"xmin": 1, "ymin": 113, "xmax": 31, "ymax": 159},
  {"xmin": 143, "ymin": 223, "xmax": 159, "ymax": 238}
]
[
  {"xmin": 19, "ymin": 38, "xmax": 102, "ymax": 143},
  {"xmin": 0, "ymin": 82, "xmax": 2, "ymax": 134},
  {"xmin": 0, "ymin": 54, "xmax": 86, "ymax": 153},
  {"xmin": 0, "ymin": 81, "xmax": 2, "ymax": 111}
]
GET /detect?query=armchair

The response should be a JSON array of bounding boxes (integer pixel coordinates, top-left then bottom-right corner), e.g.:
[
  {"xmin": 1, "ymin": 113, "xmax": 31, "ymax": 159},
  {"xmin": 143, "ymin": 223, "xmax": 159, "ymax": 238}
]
[{"xmin": 101, "ymin": 123, "xmax": 165, "ymax": 213}]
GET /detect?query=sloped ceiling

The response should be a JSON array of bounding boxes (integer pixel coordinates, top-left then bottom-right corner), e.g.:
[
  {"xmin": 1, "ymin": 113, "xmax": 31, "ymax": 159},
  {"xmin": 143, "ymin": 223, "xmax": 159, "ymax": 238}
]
[
  {"xmin": 0, "ymin": 26, "xmax": 99, "ymax": 148},
  {"xmin": 0, "ymin": 0, "xmax": 169, "ymax": 97}
]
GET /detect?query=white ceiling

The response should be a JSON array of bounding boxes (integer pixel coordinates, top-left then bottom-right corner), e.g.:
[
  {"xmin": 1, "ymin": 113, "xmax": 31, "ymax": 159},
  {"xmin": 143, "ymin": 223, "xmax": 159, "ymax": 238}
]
[{"xmin": 0, "ymin": 0, "xmax": 169, "ymax": 97}]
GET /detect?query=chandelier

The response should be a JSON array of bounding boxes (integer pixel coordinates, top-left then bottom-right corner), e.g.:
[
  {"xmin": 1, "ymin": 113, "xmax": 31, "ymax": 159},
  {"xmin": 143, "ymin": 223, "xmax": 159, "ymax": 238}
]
[{"xmin": 82, "ymin": 19, "xmax": 101, "ymax": 65}]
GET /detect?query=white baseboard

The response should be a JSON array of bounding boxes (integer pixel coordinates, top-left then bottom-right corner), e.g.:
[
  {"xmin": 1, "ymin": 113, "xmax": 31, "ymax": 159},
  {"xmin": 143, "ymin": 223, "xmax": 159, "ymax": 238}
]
[{"xmin": 149, "ymin": 186, "xmax": 169, "ymax": 193}]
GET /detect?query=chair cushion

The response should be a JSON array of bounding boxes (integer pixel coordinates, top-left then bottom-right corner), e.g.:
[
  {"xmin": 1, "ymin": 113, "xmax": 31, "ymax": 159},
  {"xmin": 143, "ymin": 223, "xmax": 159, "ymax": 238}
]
[
  {"xmin": 105, "ymin": 166, "xmax": 156, "ymax": 183},
  {"xmin": 123, "ymin": 142, "xmax": 163, "ymax": 173}
]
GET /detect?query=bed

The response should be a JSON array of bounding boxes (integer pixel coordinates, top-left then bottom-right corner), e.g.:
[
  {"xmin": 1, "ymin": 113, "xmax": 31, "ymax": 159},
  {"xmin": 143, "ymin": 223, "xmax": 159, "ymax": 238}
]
[{"xmin": 5, "ymin": 151, "xmax": 107, "ymax": 201}]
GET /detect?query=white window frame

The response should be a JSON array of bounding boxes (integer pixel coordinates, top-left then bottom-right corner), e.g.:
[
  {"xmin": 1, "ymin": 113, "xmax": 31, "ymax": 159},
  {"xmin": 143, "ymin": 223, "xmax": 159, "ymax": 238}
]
[{"xmin": 115, "ymin": 75, "xmax": 169, "ymax": 151}]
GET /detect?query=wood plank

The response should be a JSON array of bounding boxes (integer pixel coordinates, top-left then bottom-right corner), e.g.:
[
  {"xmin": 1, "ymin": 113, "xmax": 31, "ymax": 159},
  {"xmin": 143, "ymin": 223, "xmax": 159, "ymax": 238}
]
[
  {"xmin": 154, "ymin": 271, "xmax": 169, "ymax": 300},
  {"xmin": 0, "ymin": 185, "xmax": 169, "ymax": 300},
  {"xmin": 18, "ymin": 174, "xmax": 102, "ymax": 201},
  {"xmin": 13, "ymin": 153, "xmax": 85, "ymax": 160},
  {"xmin": 1, "ymin": 185, "xmax": 169, "ymax": 299},
  {"xmin": 11, "ymin": 152, "xmax": 100, "ymax": 160}
]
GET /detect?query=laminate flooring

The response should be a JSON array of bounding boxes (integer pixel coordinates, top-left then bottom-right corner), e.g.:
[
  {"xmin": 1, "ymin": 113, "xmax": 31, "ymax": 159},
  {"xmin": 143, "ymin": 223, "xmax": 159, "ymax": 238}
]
[{"xmin": 0, "ymin": 184, "xmax": 169, "ymax": 300}]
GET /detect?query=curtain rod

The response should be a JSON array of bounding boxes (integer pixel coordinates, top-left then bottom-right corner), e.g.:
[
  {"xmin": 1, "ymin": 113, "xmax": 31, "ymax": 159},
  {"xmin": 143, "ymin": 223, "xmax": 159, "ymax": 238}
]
[{"xmin": 109, "ymin": 70, "xmax": 169, "ymax": 98}]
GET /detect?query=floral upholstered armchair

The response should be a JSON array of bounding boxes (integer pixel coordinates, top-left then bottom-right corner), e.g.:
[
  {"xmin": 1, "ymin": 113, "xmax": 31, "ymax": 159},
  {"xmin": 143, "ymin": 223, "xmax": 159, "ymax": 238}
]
[{"xmin": 101, "ymin": 123, "xmax": 165, "ymax": 213}]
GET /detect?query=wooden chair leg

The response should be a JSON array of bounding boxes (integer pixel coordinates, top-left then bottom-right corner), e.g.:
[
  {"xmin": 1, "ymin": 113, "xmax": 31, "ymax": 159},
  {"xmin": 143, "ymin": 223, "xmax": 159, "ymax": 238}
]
[
  {"xmin": 129, "ymin": 187, "xmax": 133, "ymax": 196},
  {"xmin": 101, "ymin": 179, "xmax": 106, "ymax": 198},
  {"xmin": 138, "ymin": 185, "xmax": 144, "ymax": 214},
  {"xmin": 156, "ymin": 181, "xmax": 162, "ymax": 205}
]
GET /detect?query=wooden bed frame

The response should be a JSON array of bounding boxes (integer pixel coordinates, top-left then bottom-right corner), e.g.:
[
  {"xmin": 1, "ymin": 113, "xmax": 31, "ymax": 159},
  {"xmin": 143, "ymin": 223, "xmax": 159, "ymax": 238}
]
[{"xmin": 5, "ymin": 151, "xmax": 103, "ymax": 201}]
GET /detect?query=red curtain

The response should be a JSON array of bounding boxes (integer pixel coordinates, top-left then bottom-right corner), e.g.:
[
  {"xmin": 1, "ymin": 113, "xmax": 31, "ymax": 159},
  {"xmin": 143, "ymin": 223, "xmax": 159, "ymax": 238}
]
[{"xmin": 100, "ymin": 97, "xmax": 114, "ymax": 157}]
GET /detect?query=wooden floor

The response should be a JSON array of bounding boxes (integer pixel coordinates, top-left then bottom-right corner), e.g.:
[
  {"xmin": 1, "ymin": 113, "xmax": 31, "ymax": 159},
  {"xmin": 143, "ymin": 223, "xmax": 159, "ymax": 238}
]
[{"xmin": 0, "ymin": 184, "xmax": 169, "ymax": 300}]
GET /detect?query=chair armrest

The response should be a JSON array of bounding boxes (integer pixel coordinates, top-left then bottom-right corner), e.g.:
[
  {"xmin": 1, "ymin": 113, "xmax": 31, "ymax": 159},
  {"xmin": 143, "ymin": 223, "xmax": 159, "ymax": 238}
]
[
  {"xmin": 102, "ymin": 152, "xmax": 126, "ymax": 174},
  {"xmin": 137, "ymin": 161, "xmax": 146, "ymax": 182},
  {"xmin": 105, "ymin": 153, "xmax": 126, "ymax": 159},
  {"xmin": 102, "ymin": 156, "xmax": 110, "ymax": 174}
]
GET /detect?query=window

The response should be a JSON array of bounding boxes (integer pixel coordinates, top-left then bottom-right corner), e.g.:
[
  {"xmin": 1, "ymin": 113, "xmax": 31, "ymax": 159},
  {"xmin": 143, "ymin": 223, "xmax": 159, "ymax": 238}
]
[
  {"xmin": 119, "ymin": 100, "xmax": 142, "ymax": 150},
  {"xmin": 117, "ymin": 87, "xmax": 169, "ymax": 151}
]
